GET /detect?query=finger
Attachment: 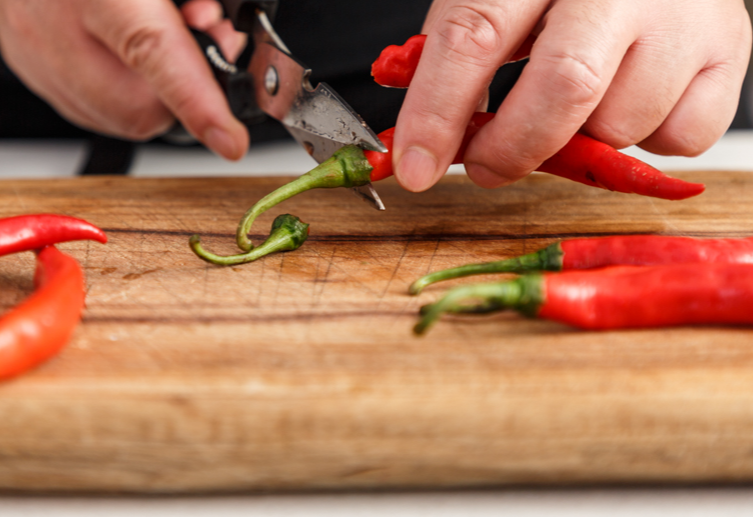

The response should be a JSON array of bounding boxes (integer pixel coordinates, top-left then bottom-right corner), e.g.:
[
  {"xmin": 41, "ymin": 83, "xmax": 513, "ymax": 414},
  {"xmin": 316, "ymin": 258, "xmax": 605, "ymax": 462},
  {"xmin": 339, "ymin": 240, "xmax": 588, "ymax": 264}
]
[
  {"xmin": 463, "ymin": 0, "xmax": 636, "ymax": 188},
  {"xmin": 639, "ymin": 12, "xmax": 752, "ymax": 156},
  {"xmin": 181, "ymin": 0, "xmax": 223, "ymax": 31},
  {"xmin": 640, "ymin": 60, "xmax": 750, "ymax": 156},
  {"xmin": 85, "ymin": 0, "xmax": 249, "ymax": 160},
  {"xmin": 206, "ymin": 19, "xmax": 248, "ymax": 63},
  {"xmin": 393, "ymin": 0, "xmax": 548, "ymax": 192},
  {"xmin": 580, "ymin": 34, "xmax": 703, "ymax": 149}
]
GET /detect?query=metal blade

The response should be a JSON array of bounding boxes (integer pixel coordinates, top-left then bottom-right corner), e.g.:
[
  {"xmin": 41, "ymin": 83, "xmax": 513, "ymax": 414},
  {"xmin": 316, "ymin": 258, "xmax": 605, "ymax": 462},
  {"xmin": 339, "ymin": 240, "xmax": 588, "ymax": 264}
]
[
  {"xmin": 246, "ymin": 11, "xmax": 387, "ymax": 210},
  {"xmin": 247, "ymin": 15, "xmax": 386, "ymax": 163},
  {"xmin": 351, "ymin": 183, "xmax": 385, "ymax": 211}
]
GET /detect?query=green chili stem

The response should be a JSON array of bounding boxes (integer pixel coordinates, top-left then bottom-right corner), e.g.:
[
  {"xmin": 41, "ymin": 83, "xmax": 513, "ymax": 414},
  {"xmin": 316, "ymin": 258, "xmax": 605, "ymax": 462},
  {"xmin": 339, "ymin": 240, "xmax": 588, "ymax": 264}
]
[
  {"xmin": 413, "ymin": 275, "xmax": 544, "ymax": 335},
  {"xmin": 190, "ymin": 214, "xmax": 310, "ymax": 266},
  {"xmin": 236, "ymin": 145, "xmax": 373, "ymax": 252},
  {"xmin": 409, "ymin": 243, "xmax": 563, "ymax": 295}
]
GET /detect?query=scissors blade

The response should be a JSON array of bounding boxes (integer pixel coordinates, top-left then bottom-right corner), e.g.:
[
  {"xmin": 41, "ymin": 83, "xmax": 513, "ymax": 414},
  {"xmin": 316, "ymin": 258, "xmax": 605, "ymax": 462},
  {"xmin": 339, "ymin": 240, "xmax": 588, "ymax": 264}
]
[{"xmin": 246, "ymin": 11, "xmax": 387, "ymax": 210}]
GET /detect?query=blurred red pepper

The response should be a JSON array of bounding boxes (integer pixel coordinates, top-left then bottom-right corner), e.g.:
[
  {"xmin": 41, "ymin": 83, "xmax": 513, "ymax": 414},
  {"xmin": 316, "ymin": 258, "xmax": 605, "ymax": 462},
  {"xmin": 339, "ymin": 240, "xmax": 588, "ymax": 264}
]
[
  {"xmin": 371, "ymin": 34, "xmax": 535, "ymax": 87},
  {"xmin": 0, "ymin": 245, "xmax": 86, "ymax": 379},
  {"xmin": 0, "ymin": 214, "xmax": 107, "ymax": 254},
  {"xmin": 0, "ymin": 214, "xmax": 107, "ymax": 380}
]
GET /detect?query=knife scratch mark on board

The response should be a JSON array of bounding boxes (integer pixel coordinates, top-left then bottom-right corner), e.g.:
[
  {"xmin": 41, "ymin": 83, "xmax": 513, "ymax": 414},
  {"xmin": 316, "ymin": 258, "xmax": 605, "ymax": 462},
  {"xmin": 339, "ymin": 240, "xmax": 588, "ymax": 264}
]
[
  {"xmin": 312, "ymin": 246, "xmax": 336, "ymax": 307},
  {"xmin": 272, "ymin": 252, "xmax": 286, "ymax": 306},
  {"xmin": 377, "ymin": 236, "xmax": 411, "ymax": 305},
  {"xmin": 425, "ymin": 238, "xmax": 441, "ymax": 276}
]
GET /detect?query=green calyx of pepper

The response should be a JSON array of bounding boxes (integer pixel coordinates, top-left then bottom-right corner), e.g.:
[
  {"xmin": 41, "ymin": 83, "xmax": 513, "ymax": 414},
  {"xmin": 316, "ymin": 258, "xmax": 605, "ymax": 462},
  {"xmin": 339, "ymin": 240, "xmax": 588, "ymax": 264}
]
[
  {"xmin": 190, "ymin": 214, "xmax": 310, "ymax": 266},
  {"xmin": 408, "ymin": 243, "xmax": 564, "ymax": 295},
  {"xmin": 236, "ymin": 145, "xmax": 373, "ymax": 252},
  {"xmin": 413, "ymin": 274, "xmax": 545, "ymax": 335}
]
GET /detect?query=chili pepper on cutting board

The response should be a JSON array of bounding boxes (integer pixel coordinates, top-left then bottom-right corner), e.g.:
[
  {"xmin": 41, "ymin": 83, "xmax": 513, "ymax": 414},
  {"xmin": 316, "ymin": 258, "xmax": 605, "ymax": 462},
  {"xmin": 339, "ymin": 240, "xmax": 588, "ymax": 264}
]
[
  {"xmin": 0, "ymin": 214, "xmax": 107, "ymax": 255},
  {"xmin": 415, "ymin": 263, "xmax": 753, "ymax": 334},
  {"xmin": 0, "ymin": 214, "xmax": 107, "ymax": 380},
  {"xmin": 410, "ymin": 234, "xmax": 753, "ymax": 294}
]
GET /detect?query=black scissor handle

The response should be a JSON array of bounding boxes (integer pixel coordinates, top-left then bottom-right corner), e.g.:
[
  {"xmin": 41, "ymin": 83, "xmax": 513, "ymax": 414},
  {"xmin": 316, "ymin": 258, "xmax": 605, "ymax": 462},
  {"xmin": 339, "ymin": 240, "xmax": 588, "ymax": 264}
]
[
  {"xmin": 217, "ymin": 0, "xmax": 278, "ymax": 32},
  {"xmin": 191, "ymin": 29, "xmax": 265, "ymax": 126},
  {"xmin": 173, "ymin": 0, "xmax": 277, "ymax": 32}
]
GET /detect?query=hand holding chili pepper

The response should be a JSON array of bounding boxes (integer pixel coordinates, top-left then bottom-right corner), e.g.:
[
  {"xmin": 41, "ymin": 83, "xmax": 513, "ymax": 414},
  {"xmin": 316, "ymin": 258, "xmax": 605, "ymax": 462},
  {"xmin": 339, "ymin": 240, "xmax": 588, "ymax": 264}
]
[
  {"xmin": 409, "ymin": 234, "xmax": 753, "ymax": 294},
  {"xmin": 415, "ymin": 263, "xmax": 753, "ymax": 335},
  {"xmin": 365, "ymin": 113, "xmax": 705, "ymax": 200},
  {"xmin": 389, "ymin": 1, "xmax": 751, "ymax": 192}
]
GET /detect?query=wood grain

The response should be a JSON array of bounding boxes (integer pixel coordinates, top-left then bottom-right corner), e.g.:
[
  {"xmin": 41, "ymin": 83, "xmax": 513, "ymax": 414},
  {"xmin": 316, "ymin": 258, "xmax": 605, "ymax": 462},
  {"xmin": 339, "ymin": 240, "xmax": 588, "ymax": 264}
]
[{"xmin": 1, "ymin": 172, "xmax": 753, "ymax": 493}]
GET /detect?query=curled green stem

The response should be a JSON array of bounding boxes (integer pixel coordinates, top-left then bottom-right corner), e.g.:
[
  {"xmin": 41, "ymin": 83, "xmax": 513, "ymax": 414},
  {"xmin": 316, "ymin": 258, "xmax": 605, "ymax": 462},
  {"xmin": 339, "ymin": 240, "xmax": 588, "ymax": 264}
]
[
  {"xmin": 409, "ymin": 243, "xmax": 563, "ymax": 295},
  {"xmin": 413, "ymin": 275, "xmax": 544, "ymax": 335},
  {"xmin": 236, "ymin": 145, "xmax": 373, "ymax": 252},
  {"xmin": 190, "ymin": 214, "xmax": 310, "ymax": 266}
]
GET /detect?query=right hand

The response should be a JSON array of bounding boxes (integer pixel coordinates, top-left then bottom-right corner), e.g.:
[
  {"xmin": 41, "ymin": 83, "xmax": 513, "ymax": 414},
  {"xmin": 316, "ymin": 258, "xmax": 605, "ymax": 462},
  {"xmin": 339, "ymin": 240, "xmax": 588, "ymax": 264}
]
[{"xmin": 0, "ymin": 0, "xmax": 249, "ymax": 160}]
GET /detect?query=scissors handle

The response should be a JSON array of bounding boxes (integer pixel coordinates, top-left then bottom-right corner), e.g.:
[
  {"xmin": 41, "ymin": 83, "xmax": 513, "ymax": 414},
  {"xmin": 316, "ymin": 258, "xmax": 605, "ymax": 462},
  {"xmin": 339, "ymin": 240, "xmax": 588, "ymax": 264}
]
[
  {"xmin": 190, "ymin": 29, "xmax": 265, "ymax": 126},
  {"xmin": 216, "ymin": 0, "xmax": 278, "ymax": 32}
]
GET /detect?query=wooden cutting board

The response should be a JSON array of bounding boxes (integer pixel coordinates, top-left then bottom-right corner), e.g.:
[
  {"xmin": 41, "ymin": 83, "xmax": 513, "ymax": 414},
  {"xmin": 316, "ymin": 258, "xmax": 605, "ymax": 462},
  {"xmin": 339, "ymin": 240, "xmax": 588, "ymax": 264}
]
[{"xmin": 2, "ymin": 172, "xmax": 753, "ymax": 493}]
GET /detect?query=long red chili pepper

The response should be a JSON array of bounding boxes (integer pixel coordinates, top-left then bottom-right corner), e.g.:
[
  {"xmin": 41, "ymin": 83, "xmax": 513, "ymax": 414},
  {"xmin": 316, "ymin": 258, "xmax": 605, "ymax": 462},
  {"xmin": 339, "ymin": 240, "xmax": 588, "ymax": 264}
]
[
  {"xmin": 409, "ymin": 234, "xmax": 753, "ymax": 294},
  {"xmin": 365, "ymin": 113, "xmax": 704, "ymax": 200},
  {"xmin": 367, "ymin": 36, "xmax": 705, "ymax": 200},
  {"xmin": 0, "ymin": 214, "xmax": 106, "ymax": 380},
  {"xmin": 415, "ymin": 263, "xmax": 753, "ymax": 334},
  {"xmin": 0, "ymin": 214, "xmax": 108, "ymax": 254},
  {"xmin": 0, "ymin": 245, "xmax": 85, "ymax": 379}
]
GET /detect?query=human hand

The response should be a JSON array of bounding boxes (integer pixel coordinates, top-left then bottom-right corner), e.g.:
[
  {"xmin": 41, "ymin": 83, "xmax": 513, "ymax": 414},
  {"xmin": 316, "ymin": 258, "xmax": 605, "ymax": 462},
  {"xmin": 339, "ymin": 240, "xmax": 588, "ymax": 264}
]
[
  {"xmin": 392, "ymin": 0, "xmax": 752, "ymax": 191},
  {"xmin": 0, "ymin": 0, "xmax": 249, "ymax": 160}
]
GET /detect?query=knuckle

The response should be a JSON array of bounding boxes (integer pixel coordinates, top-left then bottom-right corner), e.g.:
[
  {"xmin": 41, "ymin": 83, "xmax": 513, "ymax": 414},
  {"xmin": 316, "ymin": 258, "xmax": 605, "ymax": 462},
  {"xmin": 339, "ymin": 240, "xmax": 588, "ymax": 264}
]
[
  {"xmin": 647, "ymin": 122, "xmax": 716, "ymax": 158},
  {"xmin": 116, "ymin": 99, "xmax": 173, "ymax": 140},
  {"xmin": 541, "ymin": 51, "xmax": 604, "ymax": 108},
  {"xmin": 661, "ymin": 131, "xmax": 712, "ymax": 158},
  {"xmin": 118, "ymin": 25, "xmax": 167, "ymax": 72},
  {"xmin": 585, "ymin": 118, "xmax": 643, "ymax": 149},
  {"xmin": 435, "ymin": 4, "xmax": 504, "ymax": 67},
  {"xmin": 479, "ymin": 140, "xmax": 540, "ymax": 178}
]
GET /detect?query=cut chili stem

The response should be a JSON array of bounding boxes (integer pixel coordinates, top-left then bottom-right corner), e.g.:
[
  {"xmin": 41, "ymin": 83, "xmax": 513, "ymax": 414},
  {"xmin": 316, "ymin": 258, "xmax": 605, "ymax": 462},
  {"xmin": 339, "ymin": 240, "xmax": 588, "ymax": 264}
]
[
  {"xmin": 409, "ymin": 243, "xmax": 563, "ymax": 295},
  {"xmin": 414, "ymin": 275, "xmax": 544, "ymax": 335},
  {"xmin": 190, "ymin": 214, "xmax": 310, "ymax": 266},
  {"xmin": 235, "ymin": 145, "xmax": 373, "ymax": 252}
]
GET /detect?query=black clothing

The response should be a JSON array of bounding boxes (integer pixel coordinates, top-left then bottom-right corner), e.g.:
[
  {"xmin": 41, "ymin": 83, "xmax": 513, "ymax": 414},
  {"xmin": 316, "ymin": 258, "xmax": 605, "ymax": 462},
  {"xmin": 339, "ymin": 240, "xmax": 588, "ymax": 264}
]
[{"xmin": 1, "ymin": 0, "xmax": 750, "ymax": 147}]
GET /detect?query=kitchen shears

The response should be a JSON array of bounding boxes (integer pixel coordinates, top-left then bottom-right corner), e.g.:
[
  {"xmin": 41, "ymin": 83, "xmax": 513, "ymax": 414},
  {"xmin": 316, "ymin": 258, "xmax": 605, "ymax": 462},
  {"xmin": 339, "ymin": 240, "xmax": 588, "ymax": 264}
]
[{"xmin": 191, "ymin": 0, "xmax": 388, "ymax": 210}]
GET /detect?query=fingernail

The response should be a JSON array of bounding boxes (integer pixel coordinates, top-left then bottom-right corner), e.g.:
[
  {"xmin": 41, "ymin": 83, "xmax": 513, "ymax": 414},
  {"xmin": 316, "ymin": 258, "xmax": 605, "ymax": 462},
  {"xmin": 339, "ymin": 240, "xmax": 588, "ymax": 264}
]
[
  {"xmin": 396, "ymin": 147, "xmax": 439, "ymax": 192},
  {"xmin": 204, "ymin": 126, "xmax": 239, "ymax": 160}
]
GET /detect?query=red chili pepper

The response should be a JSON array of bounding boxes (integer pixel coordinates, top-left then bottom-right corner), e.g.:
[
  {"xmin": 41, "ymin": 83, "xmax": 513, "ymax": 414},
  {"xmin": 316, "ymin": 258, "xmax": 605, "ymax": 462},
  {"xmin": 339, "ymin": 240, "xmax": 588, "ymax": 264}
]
[
  {"xmin": 371, "ymin": 34, "xmax": 535, "ymax": 88},
  {"xmin": 364, "ymin": 113, "xmax": 705, "ymax": 199},
  {"xmin": 0, "ymin": 214, "xmax": 106, "ymax": 380},
  {"xmin": 0, "ymin": 245, "xmax": 85, "ymax": 379},
  {"xmin": 371, "ymin": 34, "xmax": 427, "ymax": 88},
  {"xmin": 0, "ymin": 214, "xmax": 108, "ymax": 255},
  {"xmin": 415, "ymin": 263, "xmax": 753, "ymax": 334},
  {"xmin": 409, "ymin": 234, "xmax": 753, "ymax": 294}
]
